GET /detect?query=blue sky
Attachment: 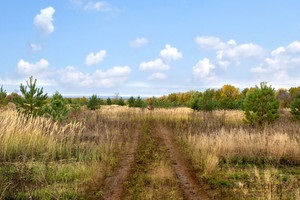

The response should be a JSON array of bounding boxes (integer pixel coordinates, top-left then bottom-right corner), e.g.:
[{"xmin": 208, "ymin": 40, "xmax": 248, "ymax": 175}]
[{"xmin": 1, "ymin": 0, "xmax": 300, "ymax": 97}]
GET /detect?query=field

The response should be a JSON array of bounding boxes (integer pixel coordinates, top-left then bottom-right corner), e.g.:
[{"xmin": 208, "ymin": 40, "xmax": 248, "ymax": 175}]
[{"xmin": 0, "ymin": 105, "xmax": 300, "ymax": 199}]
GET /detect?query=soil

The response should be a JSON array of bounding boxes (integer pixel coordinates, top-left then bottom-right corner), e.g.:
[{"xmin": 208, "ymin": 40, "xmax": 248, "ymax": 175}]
[
  {"xmin": 102, "ymin": 128, "xmax": 140, "ymax": 200},
  {"xmin": 156, "ymin": 123, "xmax": 211, "ymax": 200},
  {"xmin": 102, "ymin": 121, "xmax": 212, "ymax": 200}
]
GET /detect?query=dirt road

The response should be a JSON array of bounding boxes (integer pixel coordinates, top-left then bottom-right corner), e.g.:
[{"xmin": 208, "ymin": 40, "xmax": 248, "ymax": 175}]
[{"xmin": 102, "ymin": 120, "xmax": 211, "ymax": 200}]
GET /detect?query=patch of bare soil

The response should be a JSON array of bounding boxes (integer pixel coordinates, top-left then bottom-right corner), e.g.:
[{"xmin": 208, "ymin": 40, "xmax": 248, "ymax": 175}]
[
  {"xmin": 157, "ymin": 123, "xmax": 211, "ymax": 200},
  {"xmin": 102, "ymin": 128, "xmax": 140, "ymax": 200}
]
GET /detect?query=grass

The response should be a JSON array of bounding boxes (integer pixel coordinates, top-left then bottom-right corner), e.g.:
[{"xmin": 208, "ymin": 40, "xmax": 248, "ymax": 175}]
[
  {"xmin": 0, "ymin": 106, "xmax": 299, "ymax": 199},
  {"xmin": 163, "ymin": 109, "xmax": 300, "ymax": 199},
  {"xmin": 124, "ymin": 118, "xmax": 183, "ymax": 200},
  {"xmin": 0, "ymin": 108, "xmax": 138, "ymax": 199}
]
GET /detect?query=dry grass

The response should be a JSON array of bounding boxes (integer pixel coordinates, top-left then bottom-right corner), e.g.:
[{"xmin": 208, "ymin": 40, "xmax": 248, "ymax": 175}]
[
  {"xmin": 0, "ymin": 108, "xmax": 138, "ymax": 198},
  {"xmin": 161, "ymin": 109, "xmax": 300, "ymax": 199}
]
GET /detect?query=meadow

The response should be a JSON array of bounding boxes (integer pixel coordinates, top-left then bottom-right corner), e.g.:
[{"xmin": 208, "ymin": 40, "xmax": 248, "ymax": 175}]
[{"xmin": 0, "ymin": 105, "xmax": 299, "ymax": 199}]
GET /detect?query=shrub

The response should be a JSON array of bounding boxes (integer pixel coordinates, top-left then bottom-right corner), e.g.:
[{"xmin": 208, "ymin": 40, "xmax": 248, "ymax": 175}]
[
  {"xmin": 128, "ymin": 96, "xmax": 135, "ymax": 107},
  {"xmin": 290, "ymin": 92, "xmax": 300, "ymax": 121},
  {"xmin": 243, "ymin": 82, "xmax": 279, "ymax": 126},
  {"xmin": 0, "ymin": 86, "xmax": 8, "ymax": 107},
  {"xmin": 87, "ymin": 94, "xmax": 101, "ymax": 110},
  {"xmin": 45, "ymin": 92, "xmax": 69, "ymax": 122},
  {"xmin": 15, "ymin": 76, "xmax": 48, "ymax": 118},
  {"xmin": 191, "ymin": 89, "xmax": 218, "ymax": 112}
]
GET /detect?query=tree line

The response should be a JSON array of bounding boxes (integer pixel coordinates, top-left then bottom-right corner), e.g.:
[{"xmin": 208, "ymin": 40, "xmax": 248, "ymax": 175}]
[{"xmin": 0, "ymin": 76, "xmax": 299, "ymax": 125}]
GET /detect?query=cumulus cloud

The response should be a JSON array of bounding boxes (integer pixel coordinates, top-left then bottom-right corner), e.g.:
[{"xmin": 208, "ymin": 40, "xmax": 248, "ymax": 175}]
[
  {"xmin": 159, "ymin": 44, "xmax": 183, "ymax": 62},
  {"xmin": 61, "ymin": 65, "xmax": 131, "ymax": 87},
  {"xmin": 17, "ymin": 59, "xmax": 50, "ymax": 76},
  {"xmin": 217, "ymin": 43, "xmax": 265, "ymax": 62},
  {"xmin": 34, "ymin": 7, "xmax": 55, "ymax": 35},
  {"xmin": 86, "ymin": 50, "xmax": 107, "ymax": 66},
  {"xmin": 148, "ymin": 72, "xmax": 166, "ymax": 80},
  {"xmin": 139, "ymin": 58, "xmax": 170, "ymax": 71},
  {"xmin": 195, "ymin": 36, "xmax": 227, "ymax": 50},
  {"xmin": 196, "ymin": 36, "xmax": 266, "ymax": 68},
  {"xmin": 130, "ymin": 37, "xmax": 149, "ymax": 48},
  {"xmin": 250, "ymin": 40, "xmax": 300, "ymax": 83},
  {"xmin": 193, "ymin": 58, "xmax": 215, "ymax": 79}
]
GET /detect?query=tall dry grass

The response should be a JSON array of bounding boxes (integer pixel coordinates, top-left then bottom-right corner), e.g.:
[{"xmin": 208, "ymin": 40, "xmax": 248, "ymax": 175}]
[
  {"xmin": 0, "ymin": 107, "xmax": 141, "ymax": 198},
  {"xmin": 160, "ymin": 108, "xmax": 300, "ymax": 199}
]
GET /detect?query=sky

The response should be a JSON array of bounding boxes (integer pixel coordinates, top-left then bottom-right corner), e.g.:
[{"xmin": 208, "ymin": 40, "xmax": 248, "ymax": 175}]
[{"xmin": 1, "ymin": 0, "xmax": 300, "ymax": 97}]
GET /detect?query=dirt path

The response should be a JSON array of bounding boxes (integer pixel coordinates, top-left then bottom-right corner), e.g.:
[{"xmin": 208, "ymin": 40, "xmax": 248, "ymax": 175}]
[
  {"xmin": 102, "ymin": 128, "xmax": 140, "ymax": 200},
  {"xmin": 157, "ymin": 123, "xmax": 211, "ymax": 200}
]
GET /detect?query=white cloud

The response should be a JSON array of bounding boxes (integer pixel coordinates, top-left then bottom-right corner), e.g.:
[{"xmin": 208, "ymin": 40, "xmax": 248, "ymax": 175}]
[
  {"xmin": 84, "ymin": 1, "xmax": 111, "ymax": 12},
  {"xmin": 29, "ymin": 43, "xmax": 42, "ymax": 52},
  {"xmin": 139, "ymin": 58, "xmax": 170, "ymax": 71},
  {"xmin": 17, "ymin": 59, "xmax": 50, "ymax": 76},
  {"xmin": 86, "ymin": 50, "xmax": 107, "ymax": 66},
  {"xmin": 61, "ymin": 65, "xmax": 131, "ymax": 88},
  {"xmin": 286, "ymin": 41, "xmax": 300, "ymax": 54},
  {"xmin": 195, "ymin": 36, "xmax": 226, "ymax": 50},
  {"xmin": 271, "ymin": 46, "xmax": 286, "ymax": 56},
  {"xmin": 250, "ymin": 66, "xmax": 268, "ymax": 73},
  {"xmin": 130, "ymin": 37, "xmax": 149, "ymax": 48},
  {"xmin": 34, "ymin": 7, "xmax": 55, "ymax": 35},
  {"xmin": 193, "ymin": 58, "xmax": 215, "ymax": 79},
  {"xmin": 217, "ymin": 43, "xmax": 265, "ymax": 61},
  {"xmin": 159, "ymin": 44, "xmax": 183, "ymax": 62},
  {"xmin": 148, "ymin": 72, "xmax": 166, "ymax": 80}
]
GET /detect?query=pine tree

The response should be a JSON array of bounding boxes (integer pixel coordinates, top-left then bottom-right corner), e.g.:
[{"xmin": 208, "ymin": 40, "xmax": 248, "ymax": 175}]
[
  {"xmin": 243, "ymin": 82, "xmax": 279, "ymax": 126},
  {"xmin": 128, "ymin": 96, "xmax": 135, "ymax": 107},
  {"xmin": 45, "ymin": 92, "xmax": 69, "ymax": 122},
  {"xmin": 15, "ymin": 76, "xmax": 48, "ymax": 118},
  {"xmin": 87, "ymin": 94, "xmax": 101, "ymax": 110}
]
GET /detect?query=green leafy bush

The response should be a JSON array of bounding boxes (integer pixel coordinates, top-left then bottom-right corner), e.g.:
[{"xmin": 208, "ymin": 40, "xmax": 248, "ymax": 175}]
[{"xmin": 243, "ymin": 82, "xmax": 279, "ymax": 126}]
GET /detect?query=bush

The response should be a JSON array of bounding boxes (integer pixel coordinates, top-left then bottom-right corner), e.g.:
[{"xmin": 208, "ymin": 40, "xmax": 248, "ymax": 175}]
[
  {"xmin": 290, "ymin": 92, "xmax": 300, "ymax": 121},
  {"xmin": 243, "ymin": 82, "xmax": 279, "ymax": 126},
  {"xmin": 45, "ymin": 92, "xmax": 69, "ymax": 122},
  {"xmin": 87, "ymin": 94, "xmax": 101, "ymax": 110},
  {"xmin": 0, "ymin": 86, "xmax": 8, "ymax": 108}
]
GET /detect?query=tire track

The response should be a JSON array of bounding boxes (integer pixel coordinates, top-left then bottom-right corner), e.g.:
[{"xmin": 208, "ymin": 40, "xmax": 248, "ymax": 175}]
[
  {"xmin": 102, "ymin": 127, "xmax": 140, "ymax": 200},
  {"xmin": 157, "ymin": 123, "xmax": 211, "ymax": 200}
]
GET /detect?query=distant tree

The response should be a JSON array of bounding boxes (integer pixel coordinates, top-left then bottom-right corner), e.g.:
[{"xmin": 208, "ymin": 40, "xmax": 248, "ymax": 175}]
[
  {"xmin": 45, "ymin": 92, "xmax": 69, "ymax": 122},
  {"xmin": 6, "ymin": 92, "xmax": 22, "ymax": 103},
  {"xmin": 289, "ymin": 86, "xmax": 300, "ymax": 98},
  {"xmin": 243, "ymin": 82, "xmax": 279, "ymax": 126},
  {"xmin": 134, "ymin": 96, "xmax": 146, "ymax": 108},
  {"xmin": 106, "ymin": 97, "xmax": 112, "ymax": 105},
  {"xmin": 87, "ymin": 94, "xmax": 101, "ymax": 110},
  {"xmin": 191, "ymin": 89, "xmax": 218, "ymax": 112},
  {"xmin": 218, "ymin": 84, "xmax": 242, "ymax": 109},
  {"xmin": 290, "ymin": 92, "xmax": 300, "ymax": 121},
  {"xmin": 275, "ymin": 88, "xmax": 292, "ymax": 108},
  {"xmin": 0, "ymin": 86, "xmax": 8, "ymax": 107},
  {"xmin": 128, "ymin": 96, "xmax": 135, "ymax": 107},
  {"xmin": 117, "ymin": 97, "xmax": 125, "ymax": 106},
  {"xmin": 15, "ymin": 76, "xmax": 48, "ymax": 118}
]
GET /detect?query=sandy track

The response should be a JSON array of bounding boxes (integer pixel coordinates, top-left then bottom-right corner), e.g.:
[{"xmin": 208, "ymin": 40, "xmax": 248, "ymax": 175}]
[{"xmin": 157, "ymin": 123, "xmax": 211, "ymax": 200}]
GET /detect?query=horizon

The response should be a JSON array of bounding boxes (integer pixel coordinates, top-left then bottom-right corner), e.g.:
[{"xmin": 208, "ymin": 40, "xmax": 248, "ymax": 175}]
[{"xmin": 1, "ymin": 1, "xmax": 300, "ymax": 96}]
